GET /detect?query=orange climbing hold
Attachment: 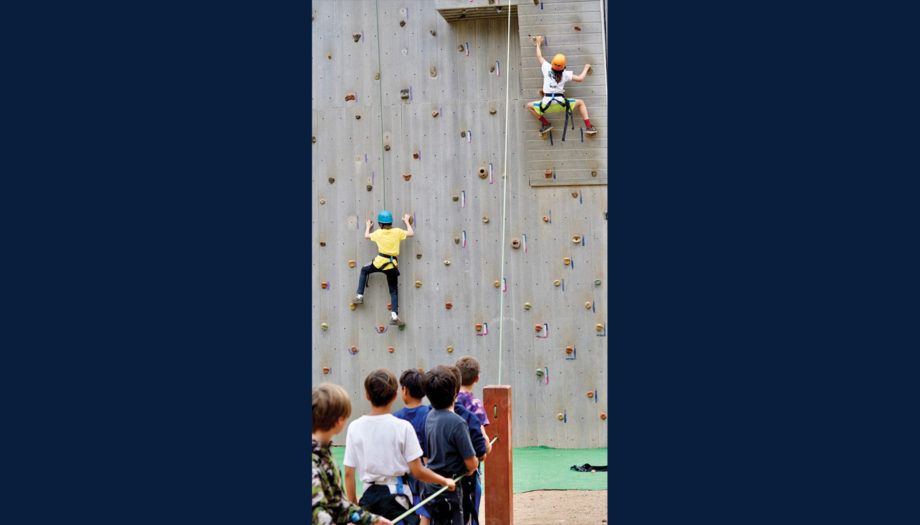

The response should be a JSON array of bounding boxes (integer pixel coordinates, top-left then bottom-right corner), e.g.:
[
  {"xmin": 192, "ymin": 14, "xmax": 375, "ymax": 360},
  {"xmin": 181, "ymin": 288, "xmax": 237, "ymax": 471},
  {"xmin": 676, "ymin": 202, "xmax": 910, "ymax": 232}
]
[
  {"xmin": 344, "ymin": 93, "xmax": 355, "ymax": 102},
  {"xmin": 535, "ymin": 324, "xmax": 543, "ymax": 332}
]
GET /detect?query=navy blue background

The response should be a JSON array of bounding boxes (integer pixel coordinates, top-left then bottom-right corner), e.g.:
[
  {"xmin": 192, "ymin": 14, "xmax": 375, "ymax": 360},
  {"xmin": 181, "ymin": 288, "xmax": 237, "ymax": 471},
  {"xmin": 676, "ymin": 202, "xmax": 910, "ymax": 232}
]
[{"xmin": 4, "ymin": 1, "xmax": 916, "ymax": 523}]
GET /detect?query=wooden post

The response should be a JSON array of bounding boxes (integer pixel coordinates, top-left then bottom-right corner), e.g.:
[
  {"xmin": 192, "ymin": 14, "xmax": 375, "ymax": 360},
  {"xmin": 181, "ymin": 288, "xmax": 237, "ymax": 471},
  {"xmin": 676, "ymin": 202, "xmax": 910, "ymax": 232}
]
[{"xmin": 483, "ymin": 385, "xmax": 512, "ymax": 525}]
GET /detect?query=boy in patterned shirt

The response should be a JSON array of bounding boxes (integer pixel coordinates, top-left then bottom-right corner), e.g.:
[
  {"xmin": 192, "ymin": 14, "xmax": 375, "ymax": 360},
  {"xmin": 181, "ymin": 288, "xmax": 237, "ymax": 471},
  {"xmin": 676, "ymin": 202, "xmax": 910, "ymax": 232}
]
[
  {"xmin": 454, "ymin": 357, "xmax": 492, "ymax": 456},
  {"xmin": 313, "ymin": 383, "xmax": 393, "ymax": 525}
]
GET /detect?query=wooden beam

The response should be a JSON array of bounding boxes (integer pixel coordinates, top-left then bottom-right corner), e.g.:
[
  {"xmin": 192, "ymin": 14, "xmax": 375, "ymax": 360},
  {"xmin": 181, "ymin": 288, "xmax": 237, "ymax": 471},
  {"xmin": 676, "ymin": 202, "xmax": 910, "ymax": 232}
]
[{"xmin": 483, "ymin": 385, "xmax": 513, "ymax": 525}]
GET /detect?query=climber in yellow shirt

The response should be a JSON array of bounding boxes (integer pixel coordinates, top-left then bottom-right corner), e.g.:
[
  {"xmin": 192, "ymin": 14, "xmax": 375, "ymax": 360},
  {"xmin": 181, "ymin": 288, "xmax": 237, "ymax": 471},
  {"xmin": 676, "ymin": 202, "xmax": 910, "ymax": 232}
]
[{"xmin": 352, "ymin": 210, "xmax": 414, "ymax": 325}]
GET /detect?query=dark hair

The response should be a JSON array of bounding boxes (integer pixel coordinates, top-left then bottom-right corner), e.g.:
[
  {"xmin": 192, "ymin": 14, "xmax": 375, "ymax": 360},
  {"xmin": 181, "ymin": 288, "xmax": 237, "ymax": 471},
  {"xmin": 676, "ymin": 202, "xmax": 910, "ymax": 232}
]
[
  {"xmin": 553, "ymin": 69, "xmax": 563, "ymax": 83},
  {"xmin": 399, "ymin": 369, "xmax": 426, "ymax": 400},
  {"xmin": 312, "ymin": 383, "xmax": 351, "ymax": 431},
  {"xmin": 455, "ymin": 356, "xmax": 480, "ymax": 386},
  {"xmin": 448, "ymin": 366, "xmax": 462, "ymax": 397},
  {"xmin": 421, "ymin": 365, "xmax": 459, "ymax": 409},
  {"xmin": 364, "ymin": 368, "xmax": 398, "ymax": 407}
]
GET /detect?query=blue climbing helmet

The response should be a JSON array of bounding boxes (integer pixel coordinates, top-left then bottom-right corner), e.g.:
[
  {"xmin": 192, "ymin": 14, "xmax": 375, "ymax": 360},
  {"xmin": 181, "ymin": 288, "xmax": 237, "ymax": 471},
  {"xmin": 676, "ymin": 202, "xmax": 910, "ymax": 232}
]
[{"xmin": 377, "ymin": 210, "xmax": 393, "ymax": 224}]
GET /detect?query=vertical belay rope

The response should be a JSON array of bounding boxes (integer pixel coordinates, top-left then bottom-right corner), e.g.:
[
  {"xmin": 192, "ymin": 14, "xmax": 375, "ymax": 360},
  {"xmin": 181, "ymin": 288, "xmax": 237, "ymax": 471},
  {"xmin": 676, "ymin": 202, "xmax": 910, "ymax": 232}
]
[
  {"xmin": 497, "ymin": 0, "xmax": 512, "ymax": 385},
  {"xmin": 374, "ymin": 0, "xmax": 387, "ymax": 209}
]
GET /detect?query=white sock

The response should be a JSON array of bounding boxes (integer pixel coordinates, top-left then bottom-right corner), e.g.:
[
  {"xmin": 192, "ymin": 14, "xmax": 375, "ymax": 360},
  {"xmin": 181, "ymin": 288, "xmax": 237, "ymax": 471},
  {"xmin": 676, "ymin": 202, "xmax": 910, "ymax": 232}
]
[{"xmin": 391, "ymin": 312, "xmax": 398, "ymax": 319}]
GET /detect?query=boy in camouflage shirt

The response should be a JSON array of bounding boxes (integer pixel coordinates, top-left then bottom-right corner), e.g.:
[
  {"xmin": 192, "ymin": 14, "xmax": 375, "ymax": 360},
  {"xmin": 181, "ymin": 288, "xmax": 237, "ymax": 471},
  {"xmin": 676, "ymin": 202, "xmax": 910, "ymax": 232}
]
[{"xmin": 313, "ymin": 383, "xmax": 392, "ymax": 525}]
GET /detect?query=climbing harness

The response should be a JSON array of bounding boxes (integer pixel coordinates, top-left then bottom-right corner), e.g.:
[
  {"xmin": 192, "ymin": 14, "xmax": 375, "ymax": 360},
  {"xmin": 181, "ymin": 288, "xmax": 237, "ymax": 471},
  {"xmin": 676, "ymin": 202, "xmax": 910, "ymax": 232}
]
[
  {"xmin": 377, "ymin": 253, "xmax": 397, "ymax": 271},
  {"xmin": 539, "ymin": 92, "xmax": 575, "ymax": 141}
]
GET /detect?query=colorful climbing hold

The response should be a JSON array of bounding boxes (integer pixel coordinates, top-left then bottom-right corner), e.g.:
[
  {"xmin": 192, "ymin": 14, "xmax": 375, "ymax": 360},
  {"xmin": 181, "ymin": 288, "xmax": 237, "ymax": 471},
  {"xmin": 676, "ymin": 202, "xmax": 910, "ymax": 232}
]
[
  {"xmin": 415, "ymin": 280, "xmax": 422, "ymax": 288},
  {"xmin": 511, "ymin": 238, "xmax": 521, "ymax": 249},
  {"xmin": 535, "ymin": 324, "xmax": 543, "ymax": 332},
  {"xmin": 323, "ymin": 367, "xmax": 330, "ymax": 374},
  {"xmin": 565, "ymin": 346, "xmax": 574, "ymax": 354},
  {"xmin": 320, "ymin": 281, "xmax": 328, "ymax": 289},
  {"xmin": 402, "ymin": 173, "xmax": 411, "ymax": 181},
  {"xmin": 553, "ymin": 280, "xmax": 561, "ymax": 287},
  {"xmin": 445, "ymin": 302, "xmax": 453, "ymax": 309},
  {"xmin": 388, "ymin": 347, "xmax": 395, "ymax": 353},
  {"xmin": 585, "ymin": 302, "xmax": 592, "ymax": 309},
  {"xmin": 557, "ymin": 413, "xmax": 564, "ymax": 421},
  {"xmin": 587, "ymin": 391, "xmax": 594, "ymax": 398},
  {"xmin": 348, "ymin": 260, "xmax": 356, "ymax": 268},
  {"xmin": 447, "ymin": 345, "xmax": 454, "ymax": 353},
  {"xmin": 563, "ymin": 257, "xmax": 571, "ymax": 265},
  {"xmin": 600, "ymin": 413, "xmax": 607, "ymax": 420},
  {"xmin": 321, "ymin": 323, "xmax": 329, "ymax": 331},
  {"xmin": 572, "ymin": 235, "xmax": 582, "ymax": 243},
  {"xmin": 524, "ymin": 302, "xmax": 532, "ymax": 310}
]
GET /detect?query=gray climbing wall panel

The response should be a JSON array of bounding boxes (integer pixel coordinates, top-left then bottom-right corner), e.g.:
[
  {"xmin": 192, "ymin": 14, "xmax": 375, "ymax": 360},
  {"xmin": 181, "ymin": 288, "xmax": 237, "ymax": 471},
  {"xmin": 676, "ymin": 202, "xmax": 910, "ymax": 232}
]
[{"xmin": 312, "ymin": 0, "xmax": 607, "ymax": 448}]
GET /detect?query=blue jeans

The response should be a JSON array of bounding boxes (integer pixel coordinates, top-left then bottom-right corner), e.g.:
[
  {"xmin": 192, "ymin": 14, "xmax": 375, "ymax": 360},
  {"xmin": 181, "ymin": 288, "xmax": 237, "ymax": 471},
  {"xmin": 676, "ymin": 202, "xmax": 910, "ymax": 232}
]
[{"xmin": 356, "ymin": 263, "xmax": 399, "ymax": 314}]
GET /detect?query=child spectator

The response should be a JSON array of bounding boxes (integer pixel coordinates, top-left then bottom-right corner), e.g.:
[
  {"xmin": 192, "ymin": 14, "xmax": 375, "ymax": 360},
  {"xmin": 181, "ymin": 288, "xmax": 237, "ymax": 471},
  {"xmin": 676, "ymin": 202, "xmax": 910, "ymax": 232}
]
[
  {"xmin": 447, "ymin": 367, "xmax": 488, "ymax": 525},
  {"xmin": 352, "ymin": 210, "xmax": 414, "ymax": 325},
  {"xmin": 454, "ymin": 356, "xmax": 493, "ymax": 457},
  {"xmin": 393, "ymin": 369, "xmax": 433, "ymax": 525},
  {"xmin": 345, "ymin": 369, "xmax": 455, "ymax": 525},
  {"xmin": 312, "ymin": 383, "xmax": 392, "ymax": 525},
  {"xmin": 420, "ymin": 366, "xmax": 479, "ymax": 525}
]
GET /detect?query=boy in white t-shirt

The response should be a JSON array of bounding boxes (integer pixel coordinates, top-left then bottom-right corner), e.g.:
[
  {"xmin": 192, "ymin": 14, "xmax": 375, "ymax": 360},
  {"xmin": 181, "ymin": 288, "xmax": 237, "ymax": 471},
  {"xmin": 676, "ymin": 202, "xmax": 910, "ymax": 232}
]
[
  {"xmin": 345, "ymin": 369, "xmax": 455, "ymax": 525},
  {"xmin": 525, "ymin": 35, "xmax": 597, "ymax": 136}
]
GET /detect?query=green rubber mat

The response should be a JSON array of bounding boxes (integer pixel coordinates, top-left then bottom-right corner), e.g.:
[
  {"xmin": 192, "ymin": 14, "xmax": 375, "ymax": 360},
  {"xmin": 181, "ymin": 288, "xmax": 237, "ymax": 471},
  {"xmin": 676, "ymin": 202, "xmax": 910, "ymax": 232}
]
[
  {"xmin": 328, "ymin": 446, "xmax": 607, "ymax": 495},
  {"xmin": 511, "ymin": 446, "xmax": 607, "ymax": 493}
]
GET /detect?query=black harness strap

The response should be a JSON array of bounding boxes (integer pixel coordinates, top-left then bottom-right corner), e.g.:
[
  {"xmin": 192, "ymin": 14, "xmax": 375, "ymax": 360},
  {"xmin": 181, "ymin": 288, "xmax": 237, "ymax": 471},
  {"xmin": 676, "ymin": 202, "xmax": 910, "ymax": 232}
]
[
  {"xmin": 540, "ymin": 93, "xmax": 574, "ymax": 142},
  {"xmin": 377, "ymin": 252, "xmax": 397, "ymax": 270}
]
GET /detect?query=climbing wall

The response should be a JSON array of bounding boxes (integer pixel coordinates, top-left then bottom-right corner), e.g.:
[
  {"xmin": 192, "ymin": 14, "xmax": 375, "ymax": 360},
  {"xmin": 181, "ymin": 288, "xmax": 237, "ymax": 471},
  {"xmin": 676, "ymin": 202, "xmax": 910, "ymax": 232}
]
[{"xmin": 312, "ymin": 0, "xmax": 608, "ymax": 448}]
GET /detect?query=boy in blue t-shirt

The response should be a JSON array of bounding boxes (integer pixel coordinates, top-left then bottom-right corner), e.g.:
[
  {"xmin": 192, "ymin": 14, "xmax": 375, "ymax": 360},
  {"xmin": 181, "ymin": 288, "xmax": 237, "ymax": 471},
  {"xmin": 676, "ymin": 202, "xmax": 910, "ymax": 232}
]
[
  {"xmin": 393, "ymin": 369, "xmax": 433, "ymax": 525},
  {"xmin": 420, "ymin": 366, "xmax": 478, "ymax": 525}
]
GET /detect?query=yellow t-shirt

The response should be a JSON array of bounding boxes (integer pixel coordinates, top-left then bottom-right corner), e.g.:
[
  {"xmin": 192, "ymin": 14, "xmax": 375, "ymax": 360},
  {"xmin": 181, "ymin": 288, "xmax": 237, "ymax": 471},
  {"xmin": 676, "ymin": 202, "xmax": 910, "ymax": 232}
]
[{"xmin": 370, "ymin": 228, "xmax": 408, "ymax": 268}]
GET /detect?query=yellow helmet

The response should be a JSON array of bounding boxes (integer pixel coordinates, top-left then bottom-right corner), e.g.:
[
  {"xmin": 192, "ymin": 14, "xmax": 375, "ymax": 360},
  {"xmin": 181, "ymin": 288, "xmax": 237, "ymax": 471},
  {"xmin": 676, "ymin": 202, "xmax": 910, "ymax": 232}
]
[{"xmin": 551, "ymin": 54, "xmax": 566, "ymax": 71}]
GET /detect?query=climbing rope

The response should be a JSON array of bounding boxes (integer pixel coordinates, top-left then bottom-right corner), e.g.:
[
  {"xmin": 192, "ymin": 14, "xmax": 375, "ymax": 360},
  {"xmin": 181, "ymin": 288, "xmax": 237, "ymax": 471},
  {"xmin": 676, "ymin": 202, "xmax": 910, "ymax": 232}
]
[
  {"xmin": 374, "ymin": 0, "xmax": 387, "ymax": 209},
  {"xmin": 496, "ymin": 0, "xmax": 512, "ymax": 385},
  {"xmin": 391, "ymin": 437, "xmax": 498, "ymax": 523}
]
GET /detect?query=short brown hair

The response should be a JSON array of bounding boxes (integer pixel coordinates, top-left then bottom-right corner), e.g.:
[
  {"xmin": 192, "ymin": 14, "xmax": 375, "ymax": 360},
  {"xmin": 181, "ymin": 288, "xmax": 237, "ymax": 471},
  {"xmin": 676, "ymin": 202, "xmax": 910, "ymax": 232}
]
[
  {"xmin": 421, "ymin": 365, "xmax": 459, "ymax": 409},
  {"xmin": 364, "ymin": 368, "xmax": 399, "ymax": 407},
  {"xmin": 448, "ymin": 366, "xmax": 463, "ymax": 396},
  {"xmin": 399, "ymin": 369, "xmax": 426, "ymax": 400},
  {"xmin": 455, "ymin": 356, "xmax": 480, "ymax": 386},
  {"xmin": 312, "ymin": 383, "xmax": 351, "ymax": 431}
]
